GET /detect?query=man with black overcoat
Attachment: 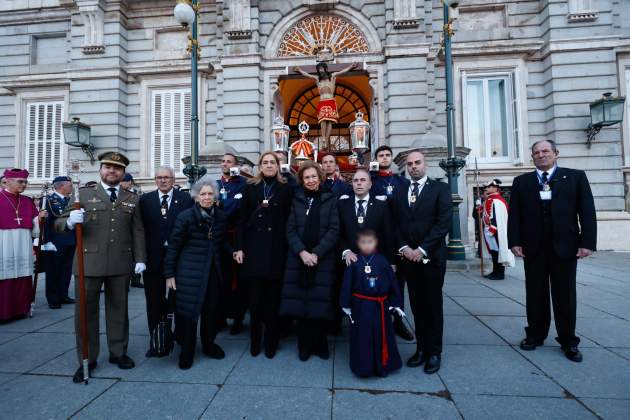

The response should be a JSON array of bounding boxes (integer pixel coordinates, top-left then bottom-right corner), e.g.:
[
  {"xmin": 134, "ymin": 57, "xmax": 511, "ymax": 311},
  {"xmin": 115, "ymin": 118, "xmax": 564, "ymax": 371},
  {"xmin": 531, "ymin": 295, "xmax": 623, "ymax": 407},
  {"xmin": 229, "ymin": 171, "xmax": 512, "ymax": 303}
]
[
  {"xmin": 392, "ymin": 150, "xmax": 451, "ymax": 374},
  {"xmin": 138, "ymin": 166, "xmax": 193, "ymax": 357},
  {"xmin": 508, "ymin": 140, "xmax": 596, "ymax": 363}
]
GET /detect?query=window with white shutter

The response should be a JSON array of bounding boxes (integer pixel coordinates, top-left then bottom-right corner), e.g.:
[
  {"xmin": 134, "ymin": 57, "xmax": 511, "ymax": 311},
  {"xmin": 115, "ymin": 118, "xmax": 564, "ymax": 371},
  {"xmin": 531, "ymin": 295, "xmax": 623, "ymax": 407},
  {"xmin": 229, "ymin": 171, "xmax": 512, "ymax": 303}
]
[
  {"xmin": 24, "ymin": 101, "xmax": 64, "ymax": 180},
  {"xmin": 150, "ymin": 88, "xmax": 191, "ymax": 175}
]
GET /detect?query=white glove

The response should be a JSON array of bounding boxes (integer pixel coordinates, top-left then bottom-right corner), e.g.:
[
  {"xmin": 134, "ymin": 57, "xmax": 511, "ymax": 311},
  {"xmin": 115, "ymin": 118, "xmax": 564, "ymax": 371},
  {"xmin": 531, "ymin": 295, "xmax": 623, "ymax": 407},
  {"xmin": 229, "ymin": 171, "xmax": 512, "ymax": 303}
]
[
  {"xmin": 66, "ymin": 209, "xmax": 85, "ymax": 229},
  {"xmin": 342, "ymin": 308, "xmax": 352, "ymax": 316},
  {"xmin": 389, "ymin": 306, "xmax": 405, "ymax": 318},
  {"xmin": 134, "ymin": 262, "xmax": 146, "ymax": 274},
  {"xmin": 41, "ymin": 242, "xmax": 58, "ymax": 252}
]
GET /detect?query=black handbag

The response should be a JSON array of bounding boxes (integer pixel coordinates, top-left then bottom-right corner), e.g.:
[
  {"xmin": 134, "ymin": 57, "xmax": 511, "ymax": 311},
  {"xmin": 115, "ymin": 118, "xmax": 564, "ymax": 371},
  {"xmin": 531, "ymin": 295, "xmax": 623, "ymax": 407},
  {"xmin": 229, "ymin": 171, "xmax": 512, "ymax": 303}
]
[{"xmin": 149, "ymin": 291, "xmax": 175, "ymax": 357}]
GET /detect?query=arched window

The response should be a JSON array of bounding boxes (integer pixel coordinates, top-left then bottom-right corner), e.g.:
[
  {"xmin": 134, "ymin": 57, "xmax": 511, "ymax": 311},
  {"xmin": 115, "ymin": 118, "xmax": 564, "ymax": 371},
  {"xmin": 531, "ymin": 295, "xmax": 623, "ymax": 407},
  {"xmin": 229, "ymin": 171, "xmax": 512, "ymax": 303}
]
[
  {"xmin": 287, "ymin": 83, "xmax": 368, "ymax": 152},
  {"xmin": 277, "ymin": 15, "xmax": 369, "ymax": 57}
]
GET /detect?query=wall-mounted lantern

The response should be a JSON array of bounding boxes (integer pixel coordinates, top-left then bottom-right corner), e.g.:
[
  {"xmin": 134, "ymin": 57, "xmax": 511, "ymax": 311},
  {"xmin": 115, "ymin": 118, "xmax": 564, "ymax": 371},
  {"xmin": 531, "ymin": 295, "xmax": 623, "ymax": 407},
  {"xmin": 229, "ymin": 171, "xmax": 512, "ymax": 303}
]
[
  {"xmin": 62, "ymin": 117, "xmax": 95, "ymax": 162},
  {"xmin": 586, "ymin": 92, "xmax": 626, "ymax": 147}
]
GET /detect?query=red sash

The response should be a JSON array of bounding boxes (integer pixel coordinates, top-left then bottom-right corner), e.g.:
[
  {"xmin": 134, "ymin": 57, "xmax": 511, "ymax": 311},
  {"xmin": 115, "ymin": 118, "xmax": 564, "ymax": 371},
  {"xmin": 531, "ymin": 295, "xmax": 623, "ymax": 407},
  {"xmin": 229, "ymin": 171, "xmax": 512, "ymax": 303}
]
[{"xmin": 352, "ymin": 293, "xmax": 389, "ymax": 366}]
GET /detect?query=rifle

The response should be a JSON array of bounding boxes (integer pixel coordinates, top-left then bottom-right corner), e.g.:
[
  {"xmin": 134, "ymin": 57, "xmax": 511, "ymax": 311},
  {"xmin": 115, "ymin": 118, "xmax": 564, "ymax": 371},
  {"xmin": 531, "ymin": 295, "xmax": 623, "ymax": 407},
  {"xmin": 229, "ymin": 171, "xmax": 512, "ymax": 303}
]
[
  {"xmin": 31, "ymin": 183, "xmax": 50, "ymax": 317},
  {"xmin": 69, "ymin": 164, "xmax": 90, "ymax": 384},
  {"xmin": 474, "ymin": 158, "xmax": 484, "ymax": 277}
]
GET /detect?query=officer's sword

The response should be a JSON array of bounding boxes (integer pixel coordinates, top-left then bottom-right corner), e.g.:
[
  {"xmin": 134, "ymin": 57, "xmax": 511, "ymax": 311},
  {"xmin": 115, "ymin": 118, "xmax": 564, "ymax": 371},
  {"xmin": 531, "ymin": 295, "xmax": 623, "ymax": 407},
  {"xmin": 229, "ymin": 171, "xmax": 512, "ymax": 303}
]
[
  {"xmin": 69, "ymin": 162, "xmax": 90, "ymax": 385},
  {"xmin": 31, "ymin": 182, "xmax": 49, "ymax": 317}
]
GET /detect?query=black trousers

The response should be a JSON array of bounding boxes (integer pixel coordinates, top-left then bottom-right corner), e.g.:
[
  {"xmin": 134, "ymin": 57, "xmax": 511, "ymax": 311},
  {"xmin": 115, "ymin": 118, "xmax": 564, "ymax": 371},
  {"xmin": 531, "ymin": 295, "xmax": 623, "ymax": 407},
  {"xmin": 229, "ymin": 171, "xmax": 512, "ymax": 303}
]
[
  {"xmin": 297, "ymin": 318, "xmax": 328, "ymax": 353},
  {"xmin": 249, "ymin": 277, "xmax": 282, "ymax": 346},
  {"xmin": 523, "ymin": 250, "xmax": 579, "ymax": 347},
  {"xmin": 490, "ymin": 250, "xmax": 505, "ymax": 275},
  {"xmin": 179, "ymin": 273, "xmax": 220, "ymax": 362},
  {"xmin": 403, "ymin": 260, "xmax": 446, "ymax": 356},
  {"xmin": 43, "ymin": 246, "xmax": 75, "ymax": 305},
  {"xmin": 143, "ymin": 271, "xmax": 167, "ymax": 332},
  {"xmin": 219, "ymin": 250, "xmax": 249, "ymax": 322}
]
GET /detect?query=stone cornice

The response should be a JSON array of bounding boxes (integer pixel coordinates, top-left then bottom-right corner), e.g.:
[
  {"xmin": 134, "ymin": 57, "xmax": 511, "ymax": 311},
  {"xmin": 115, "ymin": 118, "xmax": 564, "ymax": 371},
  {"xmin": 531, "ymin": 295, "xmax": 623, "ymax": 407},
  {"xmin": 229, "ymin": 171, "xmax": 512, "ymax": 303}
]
[
  {"xmin": 0, "ymin": 7, "xmax": 69, "ymax": 26},
  {"xmin": 451, "ymin": 39, "xmax": 544, "ymax": 57}
]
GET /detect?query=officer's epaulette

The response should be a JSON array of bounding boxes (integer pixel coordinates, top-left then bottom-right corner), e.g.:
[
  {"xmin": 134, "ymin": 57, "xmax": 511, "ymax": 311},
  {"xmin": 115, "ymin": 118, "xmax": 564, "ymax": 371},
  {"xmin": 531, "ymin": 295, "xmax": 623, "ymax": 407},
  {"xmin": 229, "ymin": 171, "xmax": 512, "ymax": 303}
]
[{"xmin": 79, "ymin": 184, "xmax": 98, "ymax": 190}]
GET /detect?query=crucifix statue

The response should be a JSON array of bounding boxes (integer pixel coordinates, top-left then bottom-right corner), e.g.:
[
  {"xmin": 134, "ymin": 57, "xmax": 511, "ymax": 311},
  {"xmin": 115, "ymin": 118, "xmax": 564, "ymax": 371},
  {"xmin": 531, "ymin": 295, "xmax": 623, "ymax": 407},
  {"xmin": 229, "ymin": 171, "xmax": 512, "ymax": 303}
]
[{"xmin": 293, "ymin": 61, "xmax": 357, "ymax": 147}]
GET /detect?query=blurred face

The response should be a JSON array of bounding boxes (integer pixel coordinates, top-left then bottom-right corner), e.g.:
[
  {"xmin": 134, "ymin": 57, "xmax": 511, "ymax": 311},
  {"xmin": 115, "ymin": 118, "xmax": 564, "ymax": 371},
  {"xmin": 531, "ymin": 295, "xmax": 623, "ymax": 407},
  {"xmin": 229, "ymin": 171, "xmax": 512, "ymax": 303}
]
[
  {"xmin": 357, "ymin": 235, "xmax": 378, "ymax": 255},
  {"xmin": 260, "ymin": 154, "xmax": 278, "ymax": 178},
  {"xmin": 120, "ymin": 180, "xmax": 132, "ymax": 190},
  {"xmin": 531, "ymin": 141, "xmax": 558, "ymax": 171},
  {"xmin": 196, "ymin": 185, "xmax": 215, "ymax": 209},
  {"xmin": 406, "ymin": 152, "xmax": 426, "ymax": 181},
  {"xmin": 352, "ymin": 170, "xmax": 372, "ymax": 198},
  {"xmin": 376, "ymin": 149, "xmax": 393, "ymax": 169},
  {"xmin": 321, "ymin": 155, "xmax": 336, "ymax": 176},
  {"xmin": 485, "ymin": 186, "xmax": 499, "ymax": 195},
  {"xmin": 221, "ymin": 154, "xmax": 237, "ymax": 175},
  {"xmin": 0, "ymin": 177, "xmax": 7, "ymax": 189},
  {"xmin": 99, "ymin": 163, "xmax": 124, "ymax": 186},
  {"xmin": 154, "ymin": 168, "xmax": 175, "ymax": 193},
  {"xmin": 6, "ymin": 178, "xmax": 28, "ymax": 194},
  {"xmin": 302, "ymin": 168, "xmax": 320, "ymax": 191},
  {"xmin": 56, "ymin": 181, "xmax": 73, "ymax": 196}
]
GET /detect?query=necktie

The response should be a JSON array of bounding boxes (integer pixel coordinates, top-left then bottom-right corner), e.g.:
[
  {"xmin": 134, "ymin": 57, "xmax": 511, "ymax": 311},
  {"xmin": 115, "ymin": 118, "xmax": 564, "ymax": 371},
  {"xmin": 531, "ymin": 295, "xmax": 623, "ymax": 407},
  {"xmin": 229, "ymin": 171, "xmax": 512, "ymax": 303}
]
[
  {"xmin": 357, "ymin": 199, "xmax": 366, "ymax": 218},
  {"xmin": 542, "ymin": 171, "xmax": 549, "ymax": 184},
  {"xmin": 161, "ymin": 194, "xmax": 169, "ymax": 217},
  {"xmin": 410, "ymin": 182, "xmax": 419, "ymax": 206},
  {"xmin": 108, "ymin": 187, "xmax": 117, "ymax": 203}
]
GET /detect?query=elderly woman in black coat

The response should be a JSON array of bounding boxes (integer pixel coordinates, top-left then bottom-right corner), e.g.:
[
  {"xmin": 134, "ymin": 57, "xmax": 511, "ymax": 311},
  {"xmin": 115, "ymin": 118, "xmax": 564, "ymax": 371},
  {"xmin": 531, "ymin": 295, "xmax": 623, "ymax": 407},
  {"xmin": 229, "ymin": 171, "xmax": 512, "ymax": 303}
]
[
  {"xmin": 233, "ymin": 151, "xmax": 292, "ymax": 359},
  {"xmin": 163, "ymin": 175, "xmax": 228, "ymax": 370},
  {"xmin": 280, "ymin": 161, "xmax": 339, "ymax": 361}
]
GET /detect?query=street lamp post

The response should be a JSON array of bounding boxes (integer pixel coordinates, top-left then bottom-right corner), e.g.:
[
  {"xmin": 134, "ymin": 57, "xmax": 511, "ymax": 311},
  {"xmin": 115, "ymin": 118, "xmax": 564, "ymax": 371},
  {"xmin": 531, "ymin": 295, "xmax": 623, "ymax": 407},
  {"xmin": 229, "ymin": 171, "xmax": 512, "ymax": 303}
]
[
  {"xmin": 174, "ymin": 0, "xmax": 207, "ymax": 186},
  {"xmin": 438, "ymin": 0, "xmax": 467, "ymax": 261}
]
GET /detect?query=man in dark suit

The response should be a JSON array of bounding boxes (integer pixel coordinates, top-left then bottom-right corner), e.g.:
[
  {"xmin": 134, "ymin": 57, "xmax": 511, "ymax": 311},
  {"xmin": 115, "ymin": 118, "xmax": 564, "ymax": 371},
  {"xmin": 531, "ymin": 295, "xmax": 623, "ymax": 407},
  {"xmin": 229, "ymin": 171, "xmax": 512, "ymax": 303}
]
[
  {"xmin": 321, "ymin": 153, "xmax": 352, "ymax": 198},
  {"xmin": 392, "ymin": 151, "xmax": 452, "ymax": 374},
  {"xmin": 338, "ymin": 168, "xmax": 395, "ymax": 266},
  {"xmin": 42, "ymin": 176, "xmax": 76, "ymax": 308},
  {"xmin": 139, "ymin": 166, "xmax": 193, "ymax": 357},
  {"xmin": 508, "ymin": 140, "xmax": 596, "ymax": 363}
]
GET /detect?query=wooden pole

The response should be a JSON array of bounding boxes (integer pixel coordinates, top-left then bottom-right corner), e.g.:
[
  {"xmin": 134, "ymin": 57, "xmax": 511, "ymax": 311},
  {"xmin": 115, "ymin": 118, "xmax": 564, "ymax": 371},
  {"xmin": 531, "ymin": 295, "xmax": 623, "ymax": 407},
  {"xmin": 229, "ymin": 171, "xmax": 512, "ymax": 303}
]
[{"xmin": 72, "ymin": 180, "xmax": 89, "ymax": 384}]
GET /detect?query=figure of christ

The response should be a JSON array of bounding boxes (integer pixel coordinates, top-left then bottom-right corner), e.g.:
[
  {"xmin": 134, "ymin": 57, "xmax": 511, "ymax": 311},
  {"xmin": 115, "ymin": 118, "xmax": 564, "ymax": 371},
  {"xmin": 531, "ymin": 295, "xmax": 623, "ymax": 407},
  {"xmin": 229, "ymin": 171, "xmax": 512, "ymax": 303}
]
[{"xmin": 293, "ymin": 62, "xmax": 358, "ymax": 147}]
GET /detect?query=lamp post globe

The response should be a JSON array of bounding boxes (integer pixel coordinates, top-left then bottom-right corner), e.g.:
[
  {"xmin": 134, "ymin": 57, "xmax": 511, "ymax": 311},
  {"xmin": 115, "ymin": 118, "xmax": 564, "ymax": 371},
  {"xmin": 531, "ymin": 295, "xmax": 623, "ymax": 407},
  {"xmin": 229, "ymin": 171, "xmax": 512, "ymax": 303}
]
[{"xmin": 174, "ymin": 2, "xmax": 196, "ymax": 27}]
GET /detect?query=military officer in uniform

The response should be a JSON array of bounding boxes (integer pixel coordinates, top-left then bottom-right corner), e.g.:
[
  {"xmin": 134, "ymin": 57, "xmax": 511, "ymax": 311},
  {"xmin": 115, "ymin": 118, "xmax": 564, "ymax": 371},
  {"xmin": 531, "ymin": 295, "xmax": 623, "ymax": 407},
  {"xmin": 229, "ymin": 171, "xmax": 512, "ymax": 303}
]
[
  {"xmin": 57, "ymin": 151, "xmax": 147, "ymax": 383},
  {"xmin": 41, "ymin": 176, "xmax": 76, "ymax": 309}
]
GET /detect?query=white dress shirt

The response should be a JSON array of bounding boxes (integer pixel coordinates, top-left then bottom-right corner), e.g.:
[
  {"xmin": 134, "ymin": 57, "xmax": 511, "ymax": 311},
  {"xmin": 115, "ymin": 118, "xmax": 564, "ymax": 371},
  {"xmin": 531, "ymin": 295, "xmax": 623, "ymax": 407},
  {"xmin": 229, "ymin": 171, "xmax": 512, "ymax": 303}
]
[
  {"xmin": 407, "ymin": 176, "xmax": 428, "ymax": 205},
  {"xmin": 101, "ymin": 182, "xmax": 120, "ymax": 200},
  {"xmin": 158, "ymin": 188, "xmax": 174, "ymax": 208},
  {"xmin": 536, "ymin": 165, "xmax": 557, "ymax": 184}
]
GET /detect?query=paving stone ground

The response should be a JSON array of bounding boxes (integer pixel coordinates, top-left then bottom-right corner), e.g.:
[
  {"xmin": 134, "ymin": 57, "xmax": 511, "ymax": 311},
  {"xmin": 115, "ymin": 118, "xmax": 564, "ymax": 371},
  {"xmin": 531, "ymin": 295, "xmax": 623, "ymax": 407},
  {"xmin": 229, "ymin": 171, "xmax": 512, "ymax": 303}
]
[{"xmin": 1, "ymin": 252, "xmax": 629, "ymax": 419}]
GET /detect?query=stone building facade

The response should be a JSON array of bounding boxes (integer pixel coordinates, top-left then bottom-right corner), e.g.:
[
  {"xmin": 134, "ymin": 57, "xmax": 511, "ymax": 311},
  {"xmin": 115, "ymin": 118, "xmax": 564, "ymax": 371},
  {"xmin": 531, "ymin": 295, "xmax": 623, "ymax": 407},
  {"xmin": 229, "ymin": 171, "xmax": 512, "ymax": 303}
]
[{"xmin": 1, "ymin": 0, "xmax": 629, "ymax": 251}]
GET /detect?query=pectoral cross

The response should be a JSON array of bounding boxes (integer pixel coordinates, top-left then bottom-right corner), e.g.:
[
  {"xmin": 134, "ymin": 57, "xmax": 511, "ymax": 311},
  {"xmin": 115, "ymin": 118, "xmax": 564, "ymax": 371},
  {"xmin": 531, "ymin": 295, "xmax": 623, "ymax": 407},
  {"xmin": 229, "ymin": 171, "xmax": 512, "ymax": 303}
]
[{"xmin": 14, "ymin": 212, "xmax": 22, "ymax": 225}]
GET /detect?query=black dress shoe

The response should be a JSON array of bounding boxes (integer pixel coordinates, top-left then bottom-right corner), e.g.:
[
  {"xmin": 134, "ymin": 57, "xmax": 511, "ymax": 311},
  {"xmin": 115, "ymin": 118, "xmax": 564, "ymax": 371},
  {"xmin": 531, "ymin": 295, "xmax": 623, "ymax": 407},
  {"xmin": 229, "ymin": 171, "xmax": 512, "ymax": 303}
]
[
  {"xmin": 202, "ymin": 343, "xmax": 225, "ymax": 359},
  {"xmin": 48, "ymin": 303, "xmax": 62, "ymax": 309},
  {"xmin": 230, "ymin": 320, "xmax": 244, "ymax": 335},
  {"xmin": 250, "ymin": 341, "xmax": 262, "ymax": 357},
  {"xmin": 424, "ymin": 355, "xmax": 441, "ymax": 374},
  {"xmin": 485, "ymin": 273, "xmax": 505, "ymax": 280},
  {"xmin": 563, "ymin": 346, "xmax": 583, "ymax": 363},
  {"xmin": 519, "ymin": 338, "xmax": 544, "ymax": 351},
  {"xmin": 406, "ymin": 351, "xmax": 425, "ymax": 368},
  {"xmin": 264, "ymin": 343, "xmax": 278, "ymax": 359},
  {"xmin": 109, "ymin": 354, "xmax": 135, "ymax": 369},
  {"xmin": 145, "ymin": 348, "xmax": 158, "ymax": 358},
  {"xmin": 394, "ymin": 317, "xmax": 415, "ymax": 341},
  {"xmin": 299, "ymin": 349, "xmax": 310, "ymax": 362},
  {"xmin": 316, "ymin": 345, "xmax": 330, "ymax": 360},
  {"xmin": 178, "ymin": 356, "xmax": 193, "ymax": 370},
  {"xmin": 72, "ymin": 362, "xmax": 97, "ymax": 383},
  {"xmin": 62, "ymin": 297, "xmax": 75, "ymax": 304}
]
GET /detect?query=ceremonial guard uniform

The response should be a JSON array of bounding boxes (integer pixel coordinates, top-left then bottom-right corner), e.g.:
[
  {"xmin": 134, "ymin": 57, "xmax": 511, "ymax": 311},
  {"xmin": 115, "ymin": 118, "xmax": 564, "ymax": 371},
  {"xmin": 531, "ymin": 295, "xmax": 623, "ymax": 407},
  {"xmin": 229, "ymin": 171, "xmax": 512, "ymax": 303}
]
[
  {"xmin": 324, "ymin": 176, "xmax": 352, "ymax": 198},
  {"xmin": 481, "ymin": 179, "xmax": 514, "ymax": 280},
  {"xmin": 370, "ymin": 170, "xmax": 409, "ymax": 202},
  {"xmin": 42, "ymin": 176, "xmax": 76, "ymax": 308},
  {"xmin": 57, "ymin": 152, "xmax": 146, "ymax": 380}
]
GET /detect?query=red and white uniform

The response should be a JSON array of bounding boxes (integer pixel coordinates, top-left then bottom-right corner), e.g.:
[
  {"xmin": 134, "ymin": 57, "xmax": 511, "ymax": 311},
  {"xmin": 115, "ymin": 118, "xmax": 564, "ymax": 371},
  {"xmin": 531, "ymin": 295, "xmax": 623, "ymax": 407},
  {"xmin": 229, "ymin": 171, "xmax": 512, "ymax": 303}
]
[{"xmin": 482, "ymin": 192, "xmax": 515, "ymax": 267}]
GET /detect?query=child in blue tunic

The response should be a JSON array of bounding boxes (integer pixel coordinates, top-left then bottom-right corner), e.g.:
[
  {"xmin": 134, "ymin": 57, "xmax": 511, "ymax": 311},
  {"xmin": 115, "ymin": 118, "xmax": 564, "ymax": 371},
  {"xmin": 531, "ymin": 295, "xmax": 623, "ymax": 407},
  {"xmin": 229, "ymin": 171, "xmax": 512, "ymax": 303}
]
[{"xmin": 340, "ymin": 229, "xmax": 404, "ymax": 377}]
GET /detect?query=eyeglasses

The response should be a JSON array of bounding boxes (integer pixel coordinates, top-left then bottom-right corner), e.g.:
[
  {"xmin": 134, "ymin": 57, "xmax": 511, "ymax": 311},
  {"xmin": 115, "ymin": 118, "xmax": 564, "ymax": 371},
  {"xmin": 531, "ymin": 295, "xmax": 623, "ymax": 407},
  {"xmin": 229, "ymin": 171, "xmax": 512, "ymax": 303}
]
[{"xmin": 155, "ymin": 176, "xmax": 174, "ymax": 181}]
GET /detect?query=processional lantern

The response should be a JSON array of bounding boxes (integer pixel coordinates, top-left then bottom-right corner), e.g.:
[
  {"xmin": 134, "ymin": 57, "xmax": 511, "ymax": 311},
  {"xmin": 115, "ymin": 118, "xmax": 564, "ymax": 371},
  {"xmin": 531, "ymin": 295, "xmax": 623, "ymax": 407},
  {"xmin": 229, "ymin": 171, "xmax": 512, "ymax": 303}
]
[
  {"xmin": 289, "ymin": 120, "xmax": 318, "ymax": 165},
  {"xmin": 349, "ymin": 111, "xmax": 370, "ymax": 165},
  {"xmin": 271, "ymin": 116, "xmax": 290, "ymax": 152}
]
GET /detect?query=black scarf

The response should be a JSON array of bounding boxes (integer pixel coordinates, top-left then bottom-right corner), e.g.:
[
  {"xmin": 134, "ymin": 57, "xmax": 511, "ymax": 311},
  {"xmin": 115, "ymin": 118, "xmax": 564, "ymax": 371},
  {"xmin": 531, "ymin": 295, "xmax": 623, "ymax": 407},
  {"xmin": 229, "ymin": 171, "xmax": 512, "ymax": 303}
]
[{"xmin": 299, "ymin": 188, "xmax": 322, "ymax": 288}]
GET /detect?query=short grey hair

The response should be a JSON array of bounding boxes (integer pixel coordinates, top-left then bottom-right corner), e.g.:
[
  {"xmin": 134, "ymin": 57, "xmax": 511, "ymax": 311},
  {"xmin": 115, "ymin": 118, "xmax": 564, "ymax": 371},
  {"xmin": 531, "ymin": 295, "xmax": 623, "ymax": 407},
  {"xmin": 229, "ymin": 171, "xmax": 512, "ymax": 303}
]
[
  {"xmin": 531, "ymin": 139, "xmax": 558, "ymax": 153},
  {"xmin": 190, "ymin": 174, "xmax": 216, "ymax": 199},
  {"xmin": 154, "ymin": 166, "xmax": 175, "ymax": 178},
  {"xmin": 53, "ymin": 180, "xmax": 71, "ymax": 190}
]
